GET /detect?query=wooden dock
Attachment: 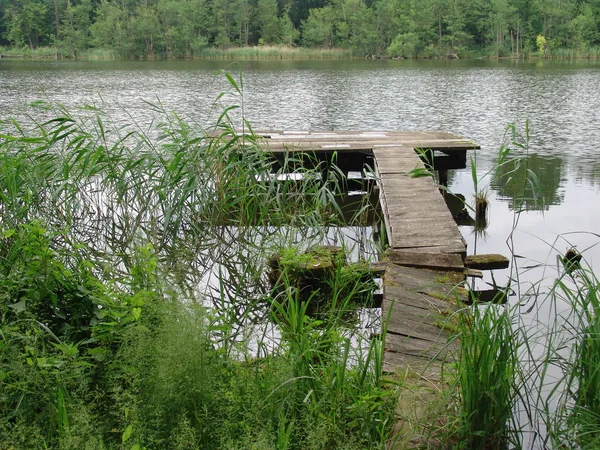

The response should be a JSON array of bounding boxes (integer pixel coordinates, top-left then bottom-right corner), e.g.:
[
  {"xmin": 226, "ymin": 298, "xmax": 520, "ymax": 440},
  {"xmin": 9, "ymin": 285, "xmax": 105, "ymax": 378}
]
[{"xmin": 255, "ymin": 130, "xmax": 478, "ymax": 448}]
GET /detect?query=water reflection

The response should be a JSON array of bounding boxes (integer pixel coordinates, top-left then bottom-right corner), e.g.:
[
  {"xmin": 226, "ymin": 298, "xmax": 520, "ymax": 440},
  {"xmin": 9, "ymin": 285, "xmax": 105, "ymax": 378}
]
[{"xmin": 491, "ymin": 154, "xmax": 565, "ymax": 211}]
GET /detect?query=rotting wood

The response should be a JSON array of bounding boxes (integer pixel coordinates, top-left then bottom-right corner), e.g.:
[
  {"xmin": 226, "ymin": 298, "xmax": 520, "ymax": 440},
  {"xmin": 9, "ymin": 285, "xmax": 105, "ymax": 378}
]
[
  {"xmin": 465, "ymin": 268, "xmax": 484, "ymax": 278},
  {"xmin": 465, "ymin": 253, "xmax": 510, "ymax": 270},
  {"xmin": 248, "ymin": 129, "xmax": 478, "ymax": 450},
  {"xmin": 382, "ymin": 351, "xmax": 445, "ymax": 381},
  {"xmin": 467, "ymin": 288, "xmax": 508, "ymax": 305},
  {"xmin": 368, "ymin": 261, "xmax": 387, "ymax": 277},
  {"xmin": 386, "ymin": 251, "xmax": 464, "ymax": 271}
]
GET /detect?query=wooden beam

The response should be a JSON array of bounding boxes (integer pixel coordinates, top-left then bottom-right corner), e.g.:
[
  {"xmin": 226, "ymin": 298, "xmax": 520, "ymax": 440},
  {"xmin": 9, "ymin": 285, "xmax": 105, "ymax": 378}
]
[
  {"xmin": 386, "ymin": 251, "xmax": 464, "ymax": 271},
  {"xmin": 464, "ymin": 254, "xmax": 510, "ymax": 270}
]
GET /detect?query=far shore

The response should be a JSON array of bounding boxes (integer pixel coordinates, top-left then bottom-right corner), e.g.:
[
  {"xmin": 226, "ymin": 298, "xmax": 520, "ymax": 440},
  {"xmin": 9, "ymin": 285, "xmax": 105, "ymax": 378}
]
[{"xmin": 2, "ymin": 45, "xmax": 600, "ymax": 62}]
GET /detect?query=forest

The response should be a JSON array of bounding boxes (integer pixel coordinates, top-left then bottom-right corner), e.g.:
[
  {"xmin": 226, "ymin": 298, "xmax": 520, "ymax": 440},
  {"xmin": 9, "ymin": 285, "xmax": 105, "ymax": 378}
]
[{"xmin": 0, "ymin": 0, "xmax": 599, "ymax": 59}]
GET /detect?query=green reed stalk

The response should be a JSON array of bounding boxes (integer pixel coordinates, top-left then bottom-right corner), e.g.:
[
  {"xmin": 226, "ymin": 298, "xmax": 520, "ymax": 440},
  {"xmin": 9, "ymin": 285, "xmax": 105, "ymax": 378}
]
[
  {"xmin": 453, "ymin": 305, "xmax": 521, "ymax": 450},
  {"xmin": 546, "ymin": 266, "xmax": 600, "ymax": 448},
  {"xmin": 0, "ymin": 72, "xmax": 391, "ymax": 449}
]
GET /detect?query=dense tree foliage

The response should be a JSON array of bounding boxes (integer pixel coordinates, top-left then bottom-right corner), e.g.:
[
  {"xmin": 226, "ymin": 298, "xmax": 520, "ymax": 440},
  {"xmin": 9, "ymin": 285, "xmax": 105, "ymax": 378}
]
[{"xmin": 0, "ymin": 0, "xmax": 599, "ymax": 57}]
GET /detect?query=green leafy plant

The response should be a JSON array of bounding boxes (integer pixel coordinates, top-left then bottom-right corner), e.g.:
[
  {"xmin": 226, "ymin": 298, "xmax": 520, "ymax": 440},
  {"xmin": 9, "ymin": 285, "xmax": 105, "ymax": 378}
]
[
  {"xmin": 450, "ymin": 305, "xmax": 521, "ymax": 450},
  {"xmin": 0, "ymin": 72, "xmax": 392, "ymax": 449}
]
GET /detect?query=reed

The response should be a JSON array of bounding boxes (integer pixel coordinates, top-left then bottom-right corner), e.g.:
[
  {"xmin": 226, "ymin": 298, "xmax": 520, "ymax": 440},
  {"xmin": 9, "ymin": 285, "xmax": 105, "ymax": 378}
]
[
  {"xmin": 539, "ymin": 263, "xmax": 600, "ymax": 448},
  {"xmin": 547, "ymin": 46, "xmax": 600, "ymax": 59},
  {"xmin": 0, "ymin": 45, "xmax": 62, "ymax": 58},
  {"xmin": 80, "ymin": 48, "xmax": 125, "ymax": 60},
  {"xmin": 450, "ymin": 305, "xmax": 521, "ymax": 449},
  {"xmin": 194, "ymin": 45, "xmax": 354, "ymax": 60},
  {"xmin": 0, "ymin": 73, "xmax": 393, "ymax": 449}
]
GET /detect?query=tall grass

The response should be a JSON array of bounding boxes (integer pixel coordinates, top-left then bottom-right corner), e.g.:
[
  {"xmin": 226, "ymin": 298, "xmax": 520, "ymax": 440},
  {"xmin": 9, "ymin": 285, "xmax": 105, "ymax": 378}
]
[
  {"xmin": 0, "ymin": 45, "xmax": 63, "ymax": 58},
  {"xmin": 451, "ymin": 305, "xmax": 521, "ymax": 450},
  {"xmin": 195, "ymin": 45, "xmax": 354, "ymax": 60},
  {"xmin": 0, "ymin": 45, "xmax": 355, "ymax": 61},
  {"xmin": 80, "ymin": 48, "xmax": 125, "ymax": 60},
  {"xmin": 0, "ymin": 75, "xmax": 394, "ymax": 448},
  {"xmin": 539, "ymin": 264, "xmax": 600, "ymax": 448},
  {"xmin": 443, "ymin": 118, "xmax": 600, "ymax": 450},
  {"xmin": 546, "ymin": 46, "xmax": 600, "ymax": 59},
  {"xmin": 441, "ymin": 120, "xmax": 548, "ymax": 450}
]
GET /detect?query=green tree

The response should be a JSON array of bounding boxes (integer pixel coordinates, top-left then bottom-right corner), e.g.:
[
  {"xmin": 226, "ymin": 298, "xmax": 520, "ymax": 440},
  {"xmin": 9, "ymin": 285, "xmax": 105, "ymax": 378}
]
[
  {"xmin": 301, "ymin": 5, "xmax": 334, "ymax": 46},
  {"xmin": 287, "ymin": 0, "xmax": 326, "ymax": 28},
  {"xmin": 536, "ymin": 33, "xmax": 546, "ymax": 54},
  {"xmin": 279, "ymin": 6, "xmax": 299, "ymax": 45},
  {"xmin": 59, "ymin": 0, "xmax": 91, "ymax": 56},
  {"xmin": 130, "ymin": 3, "xmax": 160, "ymax": 57},
  {"xmin": 462, "ymin": 0, "xmax": 491, "ymax": 49},
  {"xmin": 345, "ymin": 0, "xmax": 382, "ymax": 56},
  {"xmin": 257, "ymin": 0, "xmax": 280, "ymax": 44},
  {"xmin": 233, "ymin": 0, "xmax": 252, "ymax": 46},
  {"xmin": 212, "ymin": 0, "xmax": 233, "ymax": 47},
  {"xmin": 90, "ymin": 0, "xmax": 130, "ymax": 55},
  {"xmin": 186, "ymin": 0, "xmax": 211, "ymax": 54},
  {"xmin": 385, "ymin": 0, "xmax": 436, "ymax": 58},
  {"xmin": 155, "ymin": 0, "xmax": 211, "ymax": 55},
  {"xmin": 488, "ymin": 0, "xmax": 516, "ymax": 57},
  {"xmin": 566, "ymin": 3, "xmax": 597, "ymax": 51},
  {"xmin": 441, "ymin": 0, "xmax": 472, "ymax": 54},
  {"xmin": 4, "ymin": 0, "xmax": 50, "ymax": 48}
]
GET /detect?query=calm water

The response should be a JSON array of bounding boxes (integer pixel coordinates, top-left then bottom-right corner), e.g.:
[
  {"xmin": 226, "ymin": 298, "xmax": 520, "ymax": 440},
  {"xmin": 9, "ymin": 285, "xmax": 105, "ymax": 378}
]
[
  {"xmin": 2, "ymin": 58, "xmax": 600, "ymax": 447},
  {"xmin": 2, "ymin": 59, "xmax": 598, "ymax": 287}
]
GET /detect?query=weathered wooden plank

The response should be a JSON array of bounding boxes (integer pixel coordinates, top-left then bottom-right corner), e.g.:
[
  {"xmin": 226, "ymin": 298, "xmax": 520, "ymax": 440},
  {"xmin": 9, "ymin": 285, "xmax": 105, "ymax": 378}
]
[
  {"xmin": 383, "ymin": 287, "xmax": 459, "ymax": 314},
  {"xmin": 259, "ymin": 133, "xmax": 478, "ymax": 153},
  {"xmin": 386, "ymin": 251, "xmax": 464, "ymax": 271},
  {"xmin": 387, "ymin": 225, "xmax": 464, "ymax": 251},
  {"xmin": 218, "ymin": 128, "xmax": 479, "ymax": 146},
  {"xmin": 386, "ymin": 222, "xmax": 462, "ymax": 240},
  {"xmin": 383, "ymin": 204, "xmax": 453, "ymax": 219},
  {"xmin": 384, "ymin": 309, "xmax": 455, "ymax": 344},
  {"xmin": 385, "ymin": 205, "xmax": 458, "ymax": 220},
  {"xmin": 378, "ymin": 173, "xmax": 436, "ymax": 185},
  {"xmin": 464, "ymin": 254, "xmax": 510, "ymax": 270},
  {"xmin": 385, "ymin": 331, "xmax": 456, "ymax": 361},
  {"xmin": 390, "ymin": 244, "xmax": 466, "ymax": 256},
  {"xmin": 377, "ymin": 175, "xmax": 465, "ymax": 253},
  {"xmin": 392, "ymin": 265, "xmax": 465, "ymax": 287},
  {"xmin": 377, "ymin": 178, "xmax": 439, "ymax": 196},
  {"xmin": 382, "ymin": 352, "xmax": 444, "ymax": 380},
  {"xmin": 465, "ymin": 268, "xmax": 484, "ymax": 278},
  {"xmin": 382, "ymin": 297, "xmax": 452, "ymax": 327},
  {"xmin": 375, "ymin": 156, "xmax": 426, "ymax": 175}
]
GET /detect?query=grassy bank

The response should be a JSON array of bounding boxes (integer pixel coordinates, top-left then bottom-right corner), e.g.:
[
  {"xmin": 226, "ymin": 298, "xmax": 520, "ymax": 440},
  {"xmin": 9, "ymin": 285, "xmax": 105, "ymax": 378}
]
[
  {"xmin": 0, "ymin": 83, "xmax": 394, "ymax": 449},
  {"xmin": 0, "ymin": 45, "xmax": 355, "ymax": 61},
  {"xmin": 193, "ymin": 45, "xmax": 355, "ymax": 60},
  {"xmin": 0, "ymin": 45, "xmax": 63, "ymax": 59},
  {"xmin": 2, "ymin": 78, "xmax": 600, "ymax": 450},
  {"xmin": 3, "ymin": 44, "xmax": 600, "ymax": 61},
  {"xmin": 434, "ymin": 123, "xmax": 600, "ymax": 449}
]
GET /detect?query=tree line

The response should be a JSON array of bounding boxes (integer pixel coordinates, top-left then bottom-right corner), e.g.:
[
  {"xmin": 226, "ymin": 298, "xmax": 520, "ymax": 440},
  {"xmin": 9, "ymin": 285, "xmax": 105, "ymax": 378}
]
[{"xmin": 1, "ymin": 0, "xmax": 599, "ymax": 58}]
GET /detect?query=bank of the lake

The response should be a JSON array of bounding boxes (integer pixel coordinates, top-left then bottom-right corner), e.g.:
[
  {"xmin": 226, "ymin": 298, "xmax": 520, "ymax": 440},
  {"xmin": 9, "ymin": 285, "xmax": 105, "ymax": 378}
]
[
  {"xmin": 0, "ymin": 45, "xmax": 356, "ymax": 61},
  {"xmin": 3, "ymin": 44, "xmax": 600, "ymax": 62}
]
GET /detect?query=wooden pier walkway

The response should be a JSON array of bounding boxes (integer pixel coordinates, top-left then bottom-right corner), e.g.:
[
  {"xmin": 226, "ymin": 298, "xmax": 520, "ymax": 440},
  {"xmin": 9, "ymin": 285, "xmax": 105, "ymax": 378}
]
[{"xmin": 255, "ymin": 130, "xmax": 478, "ymax": 448}]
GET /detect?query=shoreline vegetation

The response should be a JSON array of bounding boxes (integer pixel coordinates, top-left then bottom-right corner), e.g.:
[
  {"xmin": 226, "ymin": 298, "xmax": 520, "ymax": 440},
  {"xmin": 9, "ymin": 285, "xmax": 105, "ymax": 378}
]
[
  {"xmin": 2, "ymin": 44, "xmax": 600, "ymax": 61},
  {"xmin": 0, "ymin": 91, "xmax": 398, "ymax": 449},
  {"xmin": 1, "ymin": 74, "xmax": 600, "ymax": 448},
  {"xmin": 1, "ymin": 0, "xmax": 600, "ymax": 62}
]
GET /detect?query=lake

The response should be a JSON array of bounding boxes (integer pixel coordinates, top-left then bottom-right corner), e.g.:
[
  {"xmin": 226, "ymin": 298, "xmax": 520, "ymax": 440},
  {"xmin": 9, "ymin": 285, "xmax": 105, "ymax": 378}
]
[
  {"xmin": 2, "ymin": 58, "xmax": 598, "ymax": 290},
  {"xmin": 2, "ymin": 58, "xmax": 599, "ymax": 447}
]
